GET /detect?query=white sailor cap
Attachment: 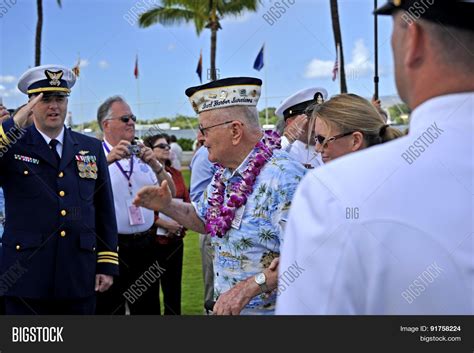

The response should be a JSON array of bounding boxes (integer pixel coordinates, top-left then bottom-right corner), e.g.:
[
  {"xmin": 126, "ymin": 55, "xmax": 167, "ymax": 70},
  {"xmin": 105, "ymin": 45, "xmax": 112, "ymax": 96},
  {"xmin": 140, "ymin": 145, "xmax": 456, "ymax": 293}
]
[
  {"xmin": 185, "ymin": 77, "xmax": 262, "ymax": 114},
  {"xmin": 276, "ymin": 87, "xmax": 328, "ymax": 120},
  {"xmin": 18, "ymin": 64, "xmax": 76, "ymax": 96}
]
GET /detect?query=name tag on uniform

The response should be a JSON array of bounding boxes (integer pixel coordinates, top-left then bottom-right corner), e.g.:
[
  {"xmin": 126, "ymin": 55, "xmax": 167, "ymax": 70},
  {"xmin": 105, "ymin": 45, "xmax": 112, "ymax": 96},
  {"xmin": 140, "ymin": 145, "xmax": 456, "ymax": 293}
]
[
  {"xmin": 126, "ymin": 199, "xmax": 145, "ymax": 226},
  {"xmin": 231, "ymin": 205, "xmax": 245, "ymax": 230}
]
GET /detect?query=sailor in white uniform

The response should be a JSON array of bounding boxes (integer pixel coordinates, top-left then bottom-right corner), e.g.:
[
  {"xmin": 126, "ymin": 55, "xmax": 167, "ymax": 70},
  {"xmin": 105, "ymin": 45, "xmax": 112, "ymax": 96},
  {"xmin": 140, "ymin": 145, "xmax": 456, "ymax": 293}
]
[
  {"xmin": 276, "ymin": 0, "xmax": 474, "ymax": 315},
  {"xmin": 276, "ymin": 87, "xmax": 328, "ymax": 169}
]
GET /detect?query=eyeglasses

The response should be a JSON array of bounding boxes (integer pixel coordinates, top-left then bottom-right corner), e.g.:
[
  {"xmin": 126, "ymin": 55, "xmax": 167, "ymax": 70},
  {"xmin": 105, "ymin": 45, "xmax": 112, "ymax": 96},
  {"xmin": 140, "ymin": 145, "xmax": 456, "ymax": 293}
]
[
  {"xmin": 107, "ymin": 114, "xmax": 137, "ymax": 124},
  {"xmin": 199, "ymin": 120, "xmax": 234, "ymax": 135},
  {"xmin": 314, "ymin": 131, "xmax": 356, "ymax": 148},
  {"xmin": 153, "ymin": 143, "xmax": 171, "ymax": 150}
]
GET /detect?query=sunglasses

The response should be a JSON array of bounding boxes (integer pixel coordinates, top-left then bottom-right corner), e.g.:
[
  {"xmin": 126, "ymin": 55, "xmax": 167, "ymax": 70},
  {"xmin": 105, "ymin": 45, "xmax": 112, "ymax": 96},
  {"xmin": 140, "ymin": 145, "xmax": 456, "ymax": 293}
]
[
  {"xmin": 199, "ymin": 120, "xmax": 234, "ymax": 135},
  {"xmin": 108, "ymin": 114, "xmax": 137, "ymax": 123},
  {"xmin": 153, "ymin": 143, "xmax": 171, "ymax": 150},
  {"xmin": 314, "ymin": 131, "xmax": 356, "ymax": 147}
]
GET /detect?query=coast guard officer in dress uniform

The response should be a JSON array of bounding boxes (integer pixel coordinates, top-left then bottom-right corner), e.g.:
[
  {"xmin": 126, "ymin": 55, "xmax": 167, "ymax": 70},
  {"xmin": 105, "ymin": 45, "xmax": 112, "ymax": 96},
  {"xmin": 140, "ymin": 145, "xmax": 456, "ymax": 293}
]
[
  {"xmin": 277, "ymin": 0, "xmax": 474, "ymax": 314},
  {"xmin": 0, "ymin": 65, "xmax": 118, "ymax": 314},
  {"xmin": 276, "ymin": 87, "xmax": 328, "ymax": 169}
]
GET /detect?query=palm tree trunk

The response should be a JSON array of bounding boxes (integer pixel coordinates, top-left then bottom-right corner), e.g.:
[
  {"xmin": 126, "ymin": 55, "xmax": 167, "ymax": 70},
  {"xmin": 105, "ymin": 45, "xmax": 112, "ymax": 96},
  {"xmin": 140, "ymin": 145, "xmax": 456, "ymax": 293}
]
[
  {"xmin": 209, "ymin": 1, "xmax": 218, "ymax": 82},
  {"xmin": 35, "ymin": 0, "xmax": 43, "ymax": 66},
  {"xmin": 210, "ymin": 25, "xmax": 217, "ymax": 81},
  {"xmin": 330, "ymin": 0, "xmax": 347, "ymax": 93}
]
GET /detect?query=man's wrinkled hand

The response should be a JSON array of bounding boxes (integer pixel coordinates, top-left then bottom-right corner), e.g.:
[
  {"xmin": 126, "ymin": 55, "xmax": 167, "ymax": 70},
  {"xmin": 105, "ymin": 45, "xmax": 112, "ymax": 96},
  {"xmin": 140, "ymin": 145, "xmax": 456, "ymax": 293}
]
[
  {"xmin": 213, "ymin": 280, "xmax": 253, "ymax": 315},
  {"xmin": 134, "ymin": 180, "xmax": 172, "ymax": 211}
]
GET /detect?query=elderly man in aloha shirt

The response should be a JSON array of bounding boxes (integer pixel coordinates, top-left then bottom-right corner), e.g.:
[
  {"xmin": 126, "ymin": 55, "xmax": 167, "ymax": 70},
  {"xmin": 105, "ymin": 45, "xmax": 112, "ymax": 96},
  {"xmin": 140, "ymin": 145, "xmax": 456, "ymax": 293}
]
[{"xmin": 134, "ymin": 77, "xmax": 306, "ymax": 315}]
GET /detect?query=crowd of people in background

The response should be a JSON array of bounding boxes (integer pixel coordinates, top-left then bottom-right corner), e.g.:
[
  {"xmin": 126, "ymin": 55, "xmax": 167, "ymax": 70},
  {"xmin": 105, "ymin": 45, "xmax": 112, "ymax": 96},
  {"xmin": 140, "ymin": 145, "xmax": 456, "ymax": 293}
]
[{"xmin": 0, "ymin": 0, "xmax": 472, "ymax": 315}]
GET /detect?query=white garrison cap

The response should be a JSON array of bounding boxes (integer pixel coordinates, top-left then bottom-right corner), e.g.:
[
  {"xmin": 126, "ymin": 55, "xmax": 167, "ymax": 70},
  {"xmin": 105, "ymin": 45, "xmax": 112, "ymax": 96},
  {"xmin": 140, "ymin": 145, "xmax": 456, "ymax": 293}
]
[
  {"xmin": 18, "ymin": 64, "xmax": 76, "ymax": 96},
  {"xmin": 185, "ymin": 77, "xmax": 262, "ymax": 114},
  {"xmin": 276, "ymin": 87, "xmax": 328, "ymax": 120}
]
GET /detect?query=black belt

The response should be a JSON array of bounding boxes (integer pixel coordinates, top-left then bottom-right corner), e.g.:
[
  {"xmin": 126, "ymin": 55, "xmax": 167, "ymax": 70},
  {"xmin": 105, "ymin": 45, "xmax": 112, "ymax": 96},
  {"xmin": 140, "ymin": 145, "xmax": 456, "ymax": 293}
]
[{"xmin": 118, "ymin": 229, "xmax": 154, "ymax": 240}]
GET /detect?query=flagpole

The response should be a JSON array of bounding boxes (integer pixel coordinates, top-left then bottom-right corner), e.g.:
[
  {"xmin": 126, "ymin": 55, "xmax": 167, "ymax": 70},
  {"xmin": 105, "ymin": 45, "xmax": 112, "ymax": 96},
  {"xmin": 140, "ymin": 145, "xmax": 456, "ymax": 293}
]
[
  {"xmin": 78, "ymin": 53, "xmax": 84, "ymax": 126},
  {"xmin": 135, "ymin": 54, "xmax": 142, "ymax": 118},
  {"xmin": 337, "ymin": 44, "xmax": 342, "ymax": 94},
  {"xmin": 136, "ymin": 77, "xmax": 142, "ymax": 118},
  {"xmin": 374, "ymin": 0, "xmax": 379, "ymax": 100},
  {"xmin": 264, "ymin": 45, "xmax": 268, "ymax": 126}
]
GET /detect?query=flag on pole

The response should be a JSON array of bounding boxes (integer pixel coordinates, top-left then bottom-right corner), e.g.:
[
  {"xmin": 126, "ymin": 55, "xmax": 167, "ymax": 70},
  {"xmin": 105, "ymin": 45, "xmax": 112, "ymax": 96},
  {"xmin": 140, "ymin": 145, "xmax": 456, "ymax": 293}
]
[
  {"xmin": 134, "ymin": 55, "xmax": 139, "ymax": 79},
  {"xmin": 196, "ymin": 50, "xmax": 203, "ymax": 83},
  {"xmin": 72, "ymin": 57, "xmax": 81, "ymax": 78},
  {"xmin": 253, "ymin": 44, "xmax": 264, "ymax": 71},
  {"xmin": 332, "ymin": 46, "xmax": 339, "ymax": 81}
]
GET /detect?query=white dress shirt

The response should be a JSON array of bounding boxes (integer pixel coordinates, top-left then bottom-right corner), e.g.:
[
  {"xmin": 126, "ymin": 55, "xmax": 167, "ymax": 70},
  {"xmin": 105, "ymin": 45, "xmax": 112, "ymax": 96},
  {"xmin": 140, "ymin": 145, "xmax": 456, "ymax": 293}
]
[
  {"xmin": 37, "ymin": 125, "xmax": 65, "ymax": 157},
  {"xmin": 281, "ymin": 136, "xmax": 322, "ymax": 168},
  {"xmin": 103, "ymin": 140, "xmax": 158, "ymax": 234},
  {"xmin": 277, "ymin": 93, "xmax": 474, "ymax": 315}
]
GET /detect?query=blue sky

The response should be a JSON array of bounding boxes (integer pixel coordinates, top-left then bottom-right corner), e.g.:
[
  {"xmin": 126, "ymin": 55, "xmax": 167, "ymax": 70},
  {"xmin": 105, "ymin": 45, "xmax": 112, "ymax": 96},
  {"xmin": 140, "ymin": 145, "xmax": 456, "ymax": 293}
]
[{"xmin": 0, "ymin": 0, "xmax": 399, "ymax": 123}]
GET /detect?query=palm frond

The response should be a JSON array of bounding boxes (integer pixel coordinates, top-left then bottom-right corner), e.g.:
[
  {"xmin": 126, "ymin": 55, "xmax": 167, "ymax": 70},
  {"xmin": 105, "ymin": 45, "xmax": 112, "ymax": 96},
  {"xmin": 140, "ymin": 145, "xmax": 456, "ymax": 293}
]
[{"xmin": 139, "ymin": 7, "xmax": 206, "ymax": 34}]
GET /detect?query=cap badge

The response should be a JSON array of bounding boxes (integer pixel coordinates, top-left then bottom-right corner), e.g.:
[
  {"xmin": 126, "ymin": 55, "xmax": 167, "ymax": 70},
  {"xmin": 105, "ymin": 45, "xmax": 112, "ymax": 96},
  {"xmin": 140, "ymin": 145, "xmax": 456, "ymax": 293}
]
[
  {"xmin": 45, "ymin": 70, "xmax": 63, "ymax": 87},
  {"xmin": 314, "ymin": 92, "xmax": 324, "ymax": 104}
]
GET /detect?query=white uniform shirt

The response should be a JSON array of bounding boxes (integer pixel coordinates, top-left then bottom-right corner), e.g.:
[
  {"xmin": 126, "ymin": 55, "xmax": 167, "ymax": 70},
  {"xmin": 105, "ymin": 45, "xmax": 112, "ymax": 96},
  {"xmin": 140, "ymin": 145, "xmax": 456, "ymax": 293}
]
[
  {"xmin": 103, "ymin": 140, "xmax": 158, "ymax": 234},
  {"xmin": 170, "ymin": 142, "xmax": 183, "ymax": 170},
  {"xmin": 281, "ymin": 136, "xmax": 322, "ymax": 168},
  {"xmin": 277, "ymin": 93, "xmax": 474, "ymax": 314}
]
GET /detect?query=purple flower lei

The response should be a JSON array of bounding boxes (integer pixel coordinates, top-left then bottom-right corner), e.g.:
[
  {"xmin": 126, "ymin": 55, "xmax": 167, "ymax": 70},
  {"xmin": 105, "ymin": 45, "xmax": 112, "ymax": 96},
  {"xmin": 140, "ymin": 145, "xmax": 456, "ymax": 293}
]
[{"xmin": 205, "ymin": 130, "xmax": 281, "ymax": 238}]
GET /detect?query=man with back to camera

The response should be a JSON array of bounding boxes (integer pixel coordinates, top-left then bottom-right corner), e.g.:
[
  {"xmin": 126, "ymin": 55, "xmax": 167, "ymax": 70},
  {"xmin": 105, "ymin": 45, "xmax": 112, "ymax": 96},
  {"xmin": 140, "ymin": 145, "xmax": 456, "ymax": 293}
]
[
  {"xmin": 0, "ymin": 65, "xmax": 118, "ymax": 314},
  {"xmin": 277, "ymin": 0, "xmax": 474, "ymax": 314}
]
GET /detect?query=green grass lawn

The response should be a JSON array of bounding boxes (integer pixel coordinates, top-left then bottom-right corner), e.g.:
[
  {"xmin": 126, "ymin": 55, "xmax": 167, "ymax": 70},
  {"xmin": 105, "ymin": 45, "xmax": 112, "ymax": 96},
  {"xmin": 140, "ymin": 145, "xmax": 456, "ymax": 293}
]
[
  {"xmin": 181, "ymin": 231, "xmax": 204, "ymax": 314},
  {"xmin": 160, "ymin": 168, "xmax": 205, "ymax": 315}
]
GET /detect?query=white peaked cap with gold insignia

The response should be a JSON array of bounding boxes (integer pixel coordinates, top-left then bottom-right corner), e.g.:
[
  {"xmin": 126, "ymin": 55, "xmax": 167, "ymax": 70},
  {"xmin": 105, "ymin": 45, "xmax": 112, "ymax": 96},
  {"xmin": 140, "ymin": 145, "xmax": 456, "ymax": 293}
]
[
  {"xmin": 18, "ymin": 64, "xmax": 76, "ymax": 96},
  {"xmin": 276, "ymin": 87, "xmax": 328, "ymax": 120},
  {"xmin": 185, "ymin": 77, "xmax": 262, "ymax": 114}
]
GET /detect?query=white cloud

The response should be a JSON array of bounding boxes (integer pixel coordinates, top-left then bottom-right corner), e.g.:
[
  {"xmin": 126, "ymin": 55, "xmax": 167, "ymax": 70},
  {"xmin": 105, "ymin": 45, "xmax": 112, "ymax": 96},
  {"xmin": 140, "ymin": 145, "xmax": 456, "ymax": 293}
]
[
  {"xmin": 304, "ymin": 59, "xmax": 335, "ymax": 79},
  {"xmin": 304, "ymin": 39, "xmax": 374, "ymax": 80},
  {"xmin": 0, "ymin": 75, "xmax": 16, "ymax": 84},
  {"xmin": 98, "ymin": 60, "xmax": 109, "ymax": 69},
  {"xmin": 167, "ymin": 43, "xmax": 176, "ymax": 51},
  {"xmin": 79, "ymin": 59, "xmax": 89, "ymax": 67},
  {"xmin": 345, "ymin": 39, "xmax": 374, "ymax": 78},
  {"xmin": 0, "ymin": 85, "xmax": 21, "ymax": 98}
]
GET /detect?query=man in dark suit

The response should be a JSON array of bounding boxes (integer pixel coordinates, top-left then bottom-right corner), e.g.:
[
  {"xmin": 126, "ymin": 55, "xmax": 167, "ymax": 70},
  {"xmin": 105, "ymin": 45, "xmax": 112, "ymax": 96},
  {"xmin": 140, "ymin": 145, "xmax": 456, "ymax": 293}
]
[{"xmin": 0, "ymin": 64, "xmax": 118, "ymax": 314}]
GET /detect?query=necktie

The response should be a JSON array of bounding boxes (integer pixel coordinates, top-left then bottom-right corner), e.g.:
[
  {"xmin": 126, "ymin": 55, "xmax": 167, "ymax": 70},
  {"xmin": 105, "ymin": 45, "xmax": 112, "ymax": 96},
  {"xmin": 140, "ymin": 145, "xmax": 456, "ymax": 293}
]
[{"xmin": 49, "ymin": 139, "xmax": 61, "ymax": 166}]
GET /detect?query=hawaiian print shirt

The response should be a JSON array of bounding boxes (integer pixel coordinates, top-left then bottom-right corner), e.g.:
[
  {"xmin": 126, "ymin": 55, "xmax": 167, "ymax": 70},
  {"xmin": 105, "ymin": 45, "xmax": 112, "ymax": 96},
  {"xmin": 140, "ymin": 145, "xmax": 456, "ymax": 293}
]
[{"xmin": 195, "ymin": 145, "xmax": 306, "ymax": 314}]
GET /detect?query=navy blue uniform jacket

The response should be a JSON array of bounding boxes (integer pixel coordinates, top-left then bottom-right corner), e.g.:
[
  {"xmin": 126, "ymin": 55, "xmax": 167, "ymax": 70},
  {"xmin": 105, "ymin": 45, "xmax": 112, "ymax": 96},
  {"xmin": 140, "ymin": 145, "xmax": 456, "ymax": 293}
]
[{"xmin": 0, "ymin": 118, "xmax": 118, "ymax": 299}]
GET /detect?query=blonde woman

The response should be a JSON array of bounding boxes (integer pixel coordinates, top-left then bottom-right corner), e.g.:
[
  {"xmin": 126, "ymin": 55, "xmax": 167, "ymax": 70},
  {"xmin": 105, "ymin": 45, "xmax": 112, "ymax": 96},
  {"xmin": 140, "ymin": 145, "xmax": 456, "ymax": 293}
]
[{"xmin": 313, "ymin": 93, "xmax": 403, "ymax": 163}]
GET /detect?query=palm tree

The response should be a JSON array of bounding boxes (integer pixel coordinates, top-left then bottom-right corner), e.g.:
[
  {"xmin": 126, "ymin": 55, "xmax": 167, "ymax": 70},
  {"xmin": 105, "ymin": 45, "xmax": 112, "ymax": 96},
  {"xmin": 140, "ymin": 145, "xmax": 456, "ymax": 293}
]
[
  {"xmin": 139, "ymin": 0, "xmax": 258, "ymax": 81},
  {"xmin": 329, "ymin": 0, "xmax": 347, "ymax": 93},
  {"xmin": 258, "ymin": 229, "xmax": 277, "ymax": 248},
  {"xmin": 238, "ymin": 236, "xmax": 254, "ymax": 252},
  {"xmin": 35, "ymin": 0, "xmax": 62, "ymax": 66}
]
